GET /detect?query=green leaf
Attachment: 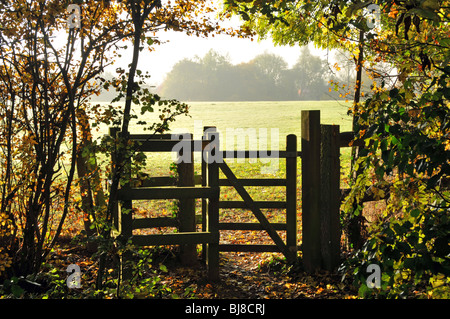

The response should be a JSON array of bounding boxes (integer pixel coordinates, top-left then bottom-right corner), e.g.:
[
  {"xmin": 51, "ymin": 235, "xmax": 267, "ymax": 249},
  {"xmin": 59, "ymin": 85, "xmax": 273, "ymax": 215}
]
[
  {"xmin": 380, "ymin": 139, "xmax": 388, "ymax": 152},
  {"xmin": 404, "ymin": 257, "xmax": 416, "ymax": 269},
  {"xmin": 397, "ymin": 241, "xmax": 412, "ymax": 255},
  {"xmin": 358, "ymin": 283, "xmax": 371, "ymax": 297},
  {"xmin": 393, "ymin": 223, "xmax": 406, "ymax": 235},
  {"xmin": 375, "ymin": 166, "xmax": 385, "ymax": 178},
  {"xmin": 159, "ymin": 264, "xmax": 168, "ymax": 273},
  {"xmin": 391, "ymin": 136, "xmax": 399, "ymax": 145},
  {"xmin": 433, "ymin": 237, "xmax": 450, "ymax": 257},
  {"xmin": 406, "ymin": 235, "xmax": 418, "ymax": 248}
]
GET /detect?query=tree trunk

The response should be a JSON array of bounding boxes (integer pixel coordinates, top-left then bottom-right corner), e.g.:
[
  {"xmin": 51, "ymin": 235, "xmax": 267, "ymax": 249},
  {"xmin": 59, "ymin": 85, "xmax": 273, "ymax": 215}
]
[
  {"xmin": 348, "ymin": 30, "xmax": 368, "ymax": 250},
  {"xmin": 76, "ymin": 108, "xmax": 106, "ymax": 252}
]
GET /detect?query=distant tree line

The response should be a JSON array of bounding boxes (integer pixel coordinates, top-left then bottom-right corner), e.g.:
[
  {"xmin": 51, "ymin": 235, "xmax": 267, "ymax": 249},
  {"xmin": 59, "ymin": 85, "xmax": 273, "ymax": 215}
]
[{"xmin": 158, "ymin": 47, "xmax": 346, "ymax": 101}]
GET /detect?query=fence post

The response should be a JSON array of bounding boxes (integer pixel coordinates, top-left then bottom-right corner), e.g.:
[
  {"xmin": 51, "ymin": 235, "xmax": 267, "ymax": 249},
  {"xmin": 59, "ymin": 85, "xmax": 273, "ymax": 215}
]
[
  {"xmin": 206, "ymin": 131, "xmax": 220, "ymax": 282},
  {"xmin": 301, "ymin": 110, "xmax": 322, "ymax": 272},
  {"xmin": 177, "ymin": 133, "xmax": 197, "ymax": 266},
  {"xmin": 286, "ymin": 134, "xmax": 298, "ymax": 258},
  {"xmin": 202, "ymin": 126, "xmax": 216, "ymax": 262},
  {"xmin": 320, "ymin": 125, "xmax": 341, "ymax": 271},
  {"xmin": 109, "ymin": 127, "xmax": 120, "ymax": 231}
]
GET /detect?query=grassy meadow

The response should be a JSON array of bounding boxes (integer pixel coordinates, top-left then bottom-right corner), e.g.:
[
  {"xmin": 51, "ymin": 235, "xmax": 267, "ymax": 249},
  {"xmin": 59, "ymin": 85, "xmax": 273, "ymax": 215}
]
[
  {"xmin": 94, "ymin": 100, "xmax": 354, "ymax": 175},
  {"xmin": 91, "ymin": 100, "xmax": 355, "ymax": 245},
  {"xmin": 126, "ymin": 100, "xmax": 354, "ymax": 146}
]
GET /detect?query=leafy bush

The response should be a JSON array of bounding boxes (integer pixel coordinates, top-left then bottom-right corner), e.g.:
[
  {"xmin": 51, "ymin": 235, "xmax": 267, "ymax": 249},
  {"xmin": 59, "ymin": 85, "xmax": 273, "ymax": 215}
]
[
  {"xmin": 341, "ymin": 200, "xmax": 449, "ymax": 298},
  {"xmin": 340, "ymin": 71, "xmax": 450, "ymax": 298}
]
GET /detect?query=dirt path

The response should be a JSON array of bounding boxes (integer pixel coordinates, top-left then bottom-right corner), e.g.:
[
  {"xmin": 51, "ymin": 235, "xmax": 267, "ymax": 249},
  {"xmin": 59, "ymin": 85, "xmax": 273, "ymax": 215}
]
[{"xmin": 158, "ymin": 250, "xmax": 357, "ymax": 299}]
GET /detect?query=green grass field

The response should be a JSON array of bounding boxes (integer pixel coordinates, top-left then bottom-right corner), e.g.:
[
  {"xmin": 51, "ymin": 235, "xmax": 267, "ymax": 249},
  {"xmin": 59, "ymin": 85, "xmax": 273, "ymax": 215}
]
[
  {"xmin": 102, "ymin": 100, "xmax": 354, "ymax": 175},
  {"xmin": 125, "ymin": 100, "xmax": 353, "ymax": 145}
]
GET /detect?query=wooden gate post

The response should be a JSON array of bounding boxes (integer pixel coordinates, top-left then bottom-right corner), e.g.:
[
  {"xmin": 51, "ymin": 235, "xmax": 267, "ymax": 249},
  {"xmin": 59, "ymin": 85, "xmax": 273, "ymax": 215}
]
[
  {"xmin": 202, "ymin": 126, "xmax": 216, "ymax": 262},
  {"xmin": 206, "ymin": 131, "xmax": 220, "ymax": 282},
  {"xmin": 109, "ymin": 127, "xmax": 120, "ymax": 232},
  {"xmin": 177, "ymin": 133, "xmax": 197, "ymax": 266},
  {"xmin": 286, "ymin": 134, "xmax": 298, "ymax": 258},
  {"xmin": 320, "ymin": 125, "xmax": 341, "ymax": 271},
  {"xmin": 301, "ymin": 110, "xmax": 322, "ymax": 272}
]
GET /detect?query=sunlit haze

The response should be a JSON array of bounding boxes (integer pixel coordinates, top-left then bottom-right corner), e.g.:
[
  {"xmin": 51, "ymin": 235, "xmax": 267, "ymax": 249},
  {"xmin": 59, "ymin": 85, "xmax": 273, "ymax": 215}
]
[{"xmin": 111, "ymin": 22, "xmax": 330, "ymax": 87}]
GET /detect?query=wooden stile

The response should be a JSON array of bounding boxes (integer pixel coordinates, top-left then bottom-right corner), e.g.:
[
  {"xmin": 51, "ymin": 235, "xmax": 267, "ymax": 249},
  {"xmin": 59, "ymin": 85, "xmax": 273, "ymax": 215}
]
[
  {"xmin": 218, "ymin": 161, "xmax": 296, "ymax": 263},
  {"xmin": 205, "ymin": 133, "xmax": 299, "ymax": 260}
]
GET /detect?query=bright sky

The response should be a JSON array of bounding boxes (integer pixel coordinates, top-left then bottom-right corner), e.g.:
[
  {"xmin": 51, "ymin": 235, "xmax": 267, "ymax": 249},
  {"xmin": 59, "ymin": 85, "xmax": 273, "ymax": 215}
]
[
  {"xmin": 109, "ymin": 4, "xmax": 331, "ymax": 87},
  {"xmin": 135, "ymin": 30, "xmax": 329, "ymax": 86}
]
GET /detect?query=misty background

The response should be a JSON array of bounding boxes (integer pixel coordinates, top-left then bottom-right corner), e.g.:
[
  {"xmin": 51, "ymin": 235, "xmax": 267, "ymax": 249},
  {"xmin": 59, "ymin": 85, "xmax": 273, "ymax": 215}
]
[
  {"xmin": 159, "ymin": 46, "xmax": 337, "ymax": 101},
  {"xmin": 93, "ymin": 45, "xmax": 361, "ymax": 102}
]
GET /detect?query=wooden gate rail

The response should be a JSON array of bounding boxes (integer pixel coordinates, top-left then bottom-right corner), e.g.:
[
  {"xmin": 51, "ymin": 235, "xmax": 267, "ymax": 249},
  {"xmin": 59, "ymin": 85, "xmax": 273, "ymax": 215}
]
[
  {"xmin": 117, "ymin": 186, "xmax": 216, "ymax": 200},
  {"xmin": 219, "ymin": 150, "xmax": 301, "ymax": 158}
]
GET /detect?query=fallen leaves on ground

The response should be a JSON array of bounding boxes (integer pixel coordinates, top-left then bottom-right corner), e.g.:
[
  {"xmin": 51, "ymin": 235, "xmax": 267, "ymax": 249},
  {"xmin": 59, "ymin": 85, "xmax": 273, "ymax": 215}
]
[
  {"xmin": 147, "ymin": 249, "xmax": 359, "ymax": 299},
  {"xmin": 33, "ymin": 237, "xmax": 359, "ymax": 299}
]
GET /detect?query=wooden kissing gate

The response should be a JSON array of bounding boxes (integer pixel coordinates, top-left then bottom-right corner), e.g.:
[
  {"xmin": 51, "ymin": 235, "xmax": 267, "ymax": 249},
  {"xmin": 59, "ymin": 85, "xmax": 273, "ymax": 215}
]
[{"xmin": 111, "ymin": 110, "xmax": 350, "ymax": 282}]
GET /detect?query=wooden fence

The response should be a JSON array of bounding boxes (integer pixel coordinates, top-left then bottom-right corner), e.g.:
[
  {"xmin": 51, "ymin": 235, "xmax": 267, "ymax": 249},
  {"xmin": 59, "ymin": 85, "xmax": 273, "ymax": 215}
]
[
  {"xmin": 110, "ymin": 128, "xmax": 220, "ymax": 281},
  {"xmin": 111, "ymin": 110, "xmax": 357, "ymax": 280}
]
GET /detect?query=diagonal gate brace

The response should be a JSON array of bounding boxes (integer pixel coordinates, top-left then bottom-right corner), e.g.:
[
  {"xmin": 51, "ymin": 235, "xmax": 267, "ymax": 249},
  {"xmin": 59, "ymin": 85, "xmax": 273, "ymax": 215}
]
[{"xmin": 218, "ymin": 162, "xmax": 296, "ymax": 263}]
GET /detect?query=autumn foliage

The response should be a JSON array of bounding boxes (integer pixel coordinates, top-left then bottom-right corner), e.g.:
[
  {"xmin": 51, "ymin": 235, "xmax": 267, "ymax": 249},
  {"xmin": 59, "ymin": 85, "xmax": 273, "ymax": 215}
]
[
  {"xmin": 227, "ymin": 0, "xmax": 449, "ymax": 297},
  {"xmin": 0, "ymin": 0, "xmax": 244, "ymax": 285}
]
